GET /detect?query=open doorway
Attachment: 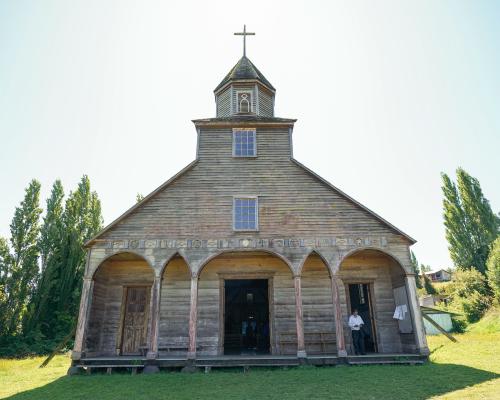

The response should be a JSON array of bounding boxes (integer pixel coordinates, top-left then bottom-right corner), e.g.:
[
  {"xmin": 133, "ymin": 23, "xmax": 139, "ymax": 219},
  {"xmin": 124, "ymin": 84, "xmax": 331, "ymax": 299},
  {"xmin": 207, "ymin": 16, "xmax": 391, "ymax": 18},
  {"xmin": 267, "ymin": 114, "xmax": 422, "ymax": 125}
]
[
  {"xmin": 348, "ymin": 283, "xmax": 377, "ymax": 353},
  {"xmin": 224, "ymin": 279, "xmax": 270, "ymax": 355}
]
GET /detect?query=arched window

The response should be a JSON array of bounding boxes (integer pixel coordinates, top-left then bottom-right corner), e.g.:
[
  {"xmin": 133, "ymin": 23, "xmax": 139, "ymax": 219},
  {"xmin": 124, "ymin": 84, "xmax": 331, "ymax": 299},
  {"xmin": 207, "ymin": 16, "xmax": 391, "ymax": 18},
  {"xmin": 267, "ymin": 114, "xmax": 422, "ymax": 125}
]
[{"xmin": 237, "ymin": 92, "xmax": 252, "ymax": 113}]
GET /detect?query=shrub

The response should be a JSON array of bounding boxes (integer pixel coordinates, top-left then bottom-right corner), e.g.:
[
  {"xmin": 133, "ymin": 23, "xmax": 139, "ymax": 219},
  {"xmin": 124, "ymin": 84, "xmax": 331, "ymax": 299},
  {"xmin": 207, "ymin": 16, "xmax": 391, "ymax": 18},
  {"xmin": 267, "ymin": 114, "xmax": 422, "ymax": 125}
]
[
  {"xmin": 422, "ymin": 274, "xmax": 437, "ymax": 295},
  {"xmin": 446, "ymin": 269, "xmax": 492, "ymax": 323},
  {"xmin": 451, "ymin": 316, "xmax": 467, "ymax": 333},
  {"xmin": 459, "ymin": 291, "xmax": 492, "ymax": 323}
]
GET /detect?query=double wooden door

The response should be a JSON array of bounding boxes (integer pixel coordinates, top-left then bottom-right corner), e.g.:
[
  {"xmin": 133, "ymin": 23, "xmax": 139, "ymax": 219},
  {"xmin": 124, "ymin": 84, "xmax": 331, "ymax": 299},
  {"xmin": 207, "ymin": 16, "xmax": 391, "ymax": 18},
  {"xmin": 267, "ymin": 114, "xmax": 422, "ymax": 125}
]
[{"xmin": 121, "ymin": 286, "xmax": 150, "ymax": 355}]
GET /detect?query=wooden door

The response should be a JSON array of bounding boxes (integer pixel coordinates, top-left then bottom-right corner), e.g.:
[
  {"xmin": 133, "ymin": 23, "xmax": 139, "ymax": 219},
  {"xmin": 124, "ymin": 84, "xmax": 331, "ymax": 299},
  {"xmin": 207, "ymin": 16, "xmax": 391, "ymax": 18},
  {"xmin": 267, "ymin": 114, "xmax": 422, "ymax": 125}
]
[{"xmin": 121, "ymin": 286, "xmax": 149, "ymax": 355}]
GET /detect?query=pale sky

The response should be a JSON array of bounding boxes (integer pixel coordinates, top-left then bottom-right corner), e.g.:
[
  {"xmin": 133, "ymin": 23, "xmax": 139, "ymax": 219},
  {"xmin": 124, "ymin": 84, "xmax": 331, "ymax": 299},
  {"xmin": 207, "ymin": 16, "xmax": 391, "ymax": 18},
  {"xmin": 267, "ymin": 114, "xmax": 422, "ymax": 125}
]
[{"xmin": 1, "ymin": 0, "xmax": 499, "ymax": 270}]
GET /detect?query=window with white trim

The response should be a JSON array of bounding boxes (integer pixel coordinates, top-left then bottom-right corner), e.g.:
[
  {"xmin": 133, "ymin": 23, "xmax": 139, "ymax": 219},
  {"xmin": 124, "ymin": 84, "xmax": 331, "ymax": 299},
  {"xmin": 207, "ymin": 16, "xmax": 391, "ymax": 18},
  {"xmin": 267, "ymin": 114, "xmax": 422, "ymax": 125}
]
[
  {"xmin": 233, "ymin": 197, "xmax": 258, "ymax": 231},
  {"xmin": 237, "ymin": 91, "xmax": 252, "ymax": 113},
  {"xmin": 233, "ymin": 129, "xmax": 256, "ymax": 157}
]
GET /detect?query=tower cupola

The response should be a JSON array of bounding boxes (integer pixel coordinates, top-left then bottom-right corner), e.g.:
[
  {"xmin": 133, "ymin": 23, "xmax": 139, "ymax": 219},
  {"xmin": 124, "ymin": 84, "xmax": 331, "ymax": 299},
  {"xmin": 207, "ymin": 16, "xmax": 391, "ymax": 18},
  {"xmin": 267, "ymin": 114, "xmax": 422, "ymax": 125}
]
[{"xmin": 214, "ymin": 26, "xmax": 275, "ymax": 118}]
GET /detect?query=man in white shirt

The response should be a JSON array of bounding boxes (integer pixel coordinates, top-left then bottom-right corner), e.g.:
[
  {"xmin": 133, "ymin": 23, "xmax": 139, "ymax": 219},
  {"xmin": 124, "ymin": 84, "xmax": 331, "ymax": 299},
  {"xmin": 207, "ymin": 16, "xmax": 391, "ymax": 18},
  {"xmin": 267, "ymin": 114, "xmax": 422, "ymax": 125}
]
[{"xmin": 348, "ymin": 309, "xmax": 366, "ymax": 355}]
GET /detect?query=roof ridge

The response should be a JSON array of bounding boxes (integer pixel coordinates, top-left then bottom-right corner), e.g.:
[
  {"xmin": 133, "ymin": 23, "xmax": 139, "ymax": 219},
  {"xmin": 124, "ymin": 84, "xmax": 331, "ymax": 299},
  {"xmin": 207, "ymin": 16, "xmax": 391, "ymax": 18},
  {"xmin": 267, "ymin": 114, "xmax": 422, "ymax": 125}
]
[{"xmin": 214, "ymin": 56, "xmax": 275, "ymax": 93}]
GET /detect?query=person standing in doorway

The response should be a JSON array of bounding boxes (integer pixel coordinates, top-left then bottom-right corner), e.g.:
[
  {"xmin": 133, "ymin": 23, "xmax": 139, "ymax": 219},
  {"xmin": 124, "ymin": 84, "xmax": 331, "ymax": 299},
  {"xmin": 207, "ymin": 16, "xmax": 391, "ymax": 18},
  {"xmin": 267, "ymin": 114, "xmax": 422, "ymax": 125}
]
[{"xmin": 348, "ymin": 308, "xmax": 366, "ymax": 355}]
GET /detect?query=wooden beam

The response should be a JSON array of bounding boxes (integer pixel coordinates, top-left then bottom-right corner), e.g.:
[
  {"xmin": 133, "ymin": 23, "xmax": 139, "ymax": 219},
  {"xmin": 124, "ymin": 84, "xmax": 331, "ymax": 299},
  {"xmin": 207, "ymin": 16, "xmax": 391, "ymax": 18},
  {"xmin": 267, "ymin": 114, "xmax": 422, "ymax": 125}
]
[
  {"xmin": 71, "ymin": 278, "xmax": 93, "ymax": 360},
  {"xmin": 422, "ymin": 313, "xmax": 457, "ymax": 342},
  {"xmin": 331, "ymin": 276, "xmax": 347, "ymax": 357},
  {"xmin": 147, "ymin": 275, "xmax": 162, "ymax": 358},
  {"xmin": 187, "ymin": 275, "xmax": 199, "ymax": 359},
  {"xmin": 405, "ymin": 276, "xmax": 431, "ymax": 354},
  {"xmin": 294, "ymin": 276, "xmax": 306, "ymax": 358}
]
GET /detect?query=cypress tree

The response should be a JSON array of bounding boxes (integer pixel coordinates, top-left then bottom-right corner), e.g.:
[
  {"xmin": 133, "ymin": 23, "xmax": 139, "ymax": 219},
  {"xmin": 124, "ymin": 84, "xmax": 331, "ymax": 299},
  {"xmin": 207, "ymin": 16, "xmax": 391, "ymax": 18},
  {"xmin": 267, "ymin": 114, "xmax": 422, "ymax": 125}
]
[
  {"xmin": 0, "ymin": 238, "xmax": 14, "ymax": 337},
  {"xmin": 0, "ymin": 180, "xmax": 42, "ymax": 337},
  {"xmin": 24, "ymin": 176, "xmax": 102, "ymax": 346},
  {"xmin": 24, "ymin": 181, "xmax": 65, "ymax": 336},
  {"xmin": 442, "ymin": 168, "xmax": 499, "ymax": 274},
  {"xmin": 410, "ymin": 250, "xmax": 423, "ymax": 289},
  {"xmin": 486, "ymin": 237, "xmax": 500, "ymax": 301},
  {"xmin": 36, "ymin": 176, "xmax": 103, "ymax": 340}
]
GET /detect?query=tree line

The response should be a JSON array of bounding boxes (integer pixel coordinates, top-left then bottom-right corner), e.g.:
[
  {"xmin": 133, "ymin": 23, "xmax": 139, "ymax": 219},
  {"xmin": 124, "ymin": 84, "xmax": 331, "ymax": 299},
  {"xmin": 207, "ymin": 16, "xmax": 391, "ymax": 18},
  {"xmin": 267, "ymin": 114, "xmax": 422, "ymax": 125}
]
[
  {"xmin": 0, "ymin": 177, "xmax": 102, "ymax": 356},
  {"xmin": 412, "ymin": 168, "xmax": 499, "ymax": 325}
]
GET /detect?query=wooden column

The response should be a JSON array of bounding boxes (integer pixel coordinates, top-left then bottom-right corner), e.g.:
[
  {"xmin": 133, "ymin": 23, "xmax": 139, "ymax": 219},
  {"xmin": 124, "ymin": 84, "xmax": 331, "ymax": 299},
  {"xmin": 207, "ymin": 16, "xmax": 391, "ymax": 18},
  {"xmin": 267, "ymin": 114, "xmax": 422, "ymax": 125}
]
[
  {"xmin": 187, "ymin": 274, "xmax": 199, "ymax": 359},
  {"xmin": 294, "ymin": 275, "xmax": 306, "ymax": 358},
  {"xmin": 405, "ymin": 275, "xmax": 430, "ymax": 355},
  {"xmin": 147, "ymin": 274, "xmax": 162, "ymax": 359},
  {"xmin": 331, "ymin": 275, "xmax": 347, "ymax": 357},
  {"xmin": 72, "ymin": 277, "xmax": 93, "ymax": 360}
]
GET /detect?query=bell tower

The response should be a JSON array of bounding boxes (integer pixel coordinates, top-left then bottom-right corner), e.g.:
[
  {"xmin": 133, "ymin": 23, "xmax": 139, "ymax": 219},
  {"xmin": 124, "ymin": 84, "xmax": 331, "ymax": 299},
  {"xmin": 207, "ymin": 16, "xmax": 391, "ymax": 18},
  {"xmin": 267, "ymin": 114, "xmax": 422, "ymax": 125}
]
[{"xmin": 214, "ymin": 26, "xmax": 275, "ymax": 118}]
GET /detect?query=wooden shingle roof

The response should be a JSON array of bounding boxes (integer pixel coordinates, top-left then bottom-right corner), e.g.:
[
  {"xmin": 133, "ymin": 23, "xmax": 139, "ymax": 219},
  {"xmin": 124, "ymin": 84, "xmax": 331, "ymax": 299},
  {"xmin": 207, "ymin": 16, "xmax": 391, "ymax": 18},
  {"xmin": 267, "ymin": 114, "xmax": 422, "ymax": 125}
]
[{"xmin": 214, "ymin": 56, "xmax": 275, "ymax": 93}]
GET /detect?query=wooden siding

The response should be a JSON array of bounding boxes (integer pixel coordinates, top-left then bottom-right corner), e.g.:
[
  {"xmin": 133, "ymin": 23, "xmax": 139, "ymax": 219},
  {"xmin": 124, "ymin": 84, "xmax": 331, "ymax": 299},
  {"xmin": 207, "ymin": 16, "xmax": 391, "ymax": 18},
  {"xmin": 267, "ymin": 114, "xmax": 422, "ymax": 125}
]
[
  {"xmin": 158, "ymin": 257, "xmax": 191, "ymax": 355},
  {"xmin": 197, "ymin": 252, "xmax": 296, "ymax": 356},
  {"xmin": 216, "ymin": 87, "xmax": 231, "ymax": 117},
  {"xmin": 338, "ymin": 251, "xmax": 404, "ymax": 354},
  {"xmin": 216, "ymin": 83, "xmax": 274, "ymax": 117},
  {"xmin": 85, "ymin": 259, "xmax": 154, "ymax": 356},
  {"xmin": 258, "ymin": 87, "xmax": 274, "ymax": 117},
  {"xmin": 302, "ymin": 255, "xmax": 336, "ymax": 354},
  {"xmin": 100, "ymin": 125, "xmax": 401, "ymax": 241}
]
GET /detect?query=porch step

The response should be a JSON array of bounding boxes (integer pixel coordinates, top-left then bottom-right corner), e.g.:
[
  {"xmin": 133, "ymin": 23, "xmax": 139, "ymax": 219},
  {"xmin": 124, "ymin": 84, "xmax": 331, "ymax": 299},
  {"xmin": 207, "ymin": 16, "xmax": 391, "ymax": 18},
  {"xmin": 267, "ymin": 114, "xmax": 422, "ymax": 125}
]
[
  {"xmin": 196, "ymin": 356, "xmax": 300, "ymax": 367},
  {"xmin": 347, "ymin": 355, "xmax": 426, "ymax": 365},
  {"xmin": 81, "ymin": 358, "xmax": 145, "ymax": 367},
  {"xmin": 348, "ymin": 360, "xmax": 425, "ymax": 365}
]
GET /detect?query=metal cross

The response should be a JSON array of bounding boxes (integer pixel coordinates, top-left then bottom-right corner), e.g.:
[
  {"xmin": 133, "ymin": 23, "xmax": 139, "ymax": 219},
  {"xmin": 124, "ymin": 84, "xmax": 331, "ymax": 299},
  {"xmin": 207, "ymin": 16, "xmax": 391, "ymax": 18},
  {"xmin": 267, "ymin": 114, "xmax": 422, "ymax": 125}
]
[{"xmin": 234, "ymin": 25, "xmax": 255, "ymax": 57}]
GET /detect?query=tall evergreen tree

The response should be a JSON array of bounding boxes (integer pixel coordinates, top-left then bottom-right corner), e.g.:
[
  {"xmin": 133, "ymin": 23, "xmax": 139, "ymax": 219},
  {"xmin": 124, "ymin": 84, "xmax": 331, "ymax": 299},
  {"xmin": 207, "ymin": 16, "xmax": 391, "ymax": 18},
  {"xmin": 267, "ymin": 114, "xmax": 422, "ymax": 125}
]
[
  {"xmin": 0, "ymin": 180, "xmax": 42, "ymax": 338},
  {"xmin": 29, "ymin": 176, "xmax": 103, "ymax": 341},
  {"xmin": 442, "ymin": 168, "xmax": 499, "ymax": 274},
  {"xmin": 24, "ymin": 181, "xmax": 65, "ymax": 336},
  {"xmin": 38, "ymin": 180, "xmax": 64, "ymax": 272},
  {"xmin": 58, "ymin": 176, "xmax": 102, "ymax": 315},
  {"xmin": 0, "ymin": 237, "xmax": 14, "ymax": 337},
  {"xmin": 410, "ymin": 250, "xmax": 423, "ymax": 289},
  {"xmin": 486, "ymin": 237, "xmax": 500, "ymax": 301}
]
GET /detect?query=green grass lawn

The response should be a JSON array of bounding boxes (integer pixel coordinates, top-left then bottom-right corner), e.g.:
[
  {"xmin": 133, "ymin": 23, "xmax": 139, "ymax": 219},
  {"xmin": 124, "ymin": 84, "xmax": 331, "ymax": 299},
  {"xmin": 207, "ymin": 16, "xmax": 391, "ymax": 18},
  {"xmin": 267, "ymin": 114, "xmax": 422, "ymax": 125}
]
[{"xmin": 1, "ymin": 332, "xmax": 499, "ymax": 400}]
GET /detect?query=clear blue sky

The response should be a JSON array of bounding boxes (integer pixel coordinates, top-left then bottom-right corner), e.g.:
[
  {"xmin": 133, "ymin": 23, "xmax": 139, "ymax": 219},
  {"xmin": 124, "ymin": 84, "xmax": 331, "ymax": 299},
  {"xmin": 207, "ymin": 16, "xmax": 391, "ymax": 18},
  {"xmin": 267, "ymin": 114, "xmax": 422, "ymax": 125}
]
[{"xmin": 1, "ymin": 0, "xmax": 499, "ymax": 269}]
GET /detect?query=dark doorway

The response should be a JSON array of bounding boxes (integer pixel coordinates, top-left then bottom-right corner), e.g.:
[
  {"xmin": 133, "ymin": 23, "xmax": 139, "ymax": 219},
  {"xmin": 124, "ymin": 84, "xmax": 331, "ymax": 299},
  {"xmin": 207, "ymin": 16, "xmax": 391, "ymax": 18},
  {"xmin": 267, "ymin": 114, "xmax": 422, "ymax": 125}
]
[
  {"xmin": 348, "ymin": 283, "xmax": 377, "ymax": 353},
  {"xmin": 224, "ymin": 279, "xmax": 270, "ymax": 355}
]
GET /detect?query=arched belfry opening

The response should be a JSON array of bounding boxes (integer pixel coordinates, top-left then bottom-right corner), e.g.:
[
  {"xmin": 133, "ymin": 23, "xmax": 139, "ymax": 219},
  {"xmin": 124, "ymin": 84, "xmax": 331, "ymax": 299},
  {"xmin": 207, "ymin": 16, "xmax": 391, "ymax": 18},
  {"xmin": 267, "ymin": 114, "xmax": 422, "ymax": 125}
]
[
  {"xmin": 85, "ymin": 252, "xmax": 155, "ymax": 357},
  {"xmin": 196, "ymin": 251, "xmax": 296, "ymax": 356},
  {"xmin": 338, "ymin": 249, "xmax": 415, "ymax": 354}
]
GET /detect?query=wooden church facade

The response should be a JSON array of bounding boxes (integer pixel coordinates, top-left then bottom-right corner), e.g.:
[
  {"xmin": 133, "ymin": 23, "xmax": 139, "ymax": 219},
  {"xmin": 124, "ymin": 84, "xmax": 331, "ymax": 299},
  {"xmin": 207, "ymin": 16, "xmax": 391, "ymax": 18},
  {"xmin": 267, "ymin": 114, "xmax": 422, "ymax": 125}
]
[{"xmin": 70, "ymin": 44, "xmax": 429, "ymax": 373}]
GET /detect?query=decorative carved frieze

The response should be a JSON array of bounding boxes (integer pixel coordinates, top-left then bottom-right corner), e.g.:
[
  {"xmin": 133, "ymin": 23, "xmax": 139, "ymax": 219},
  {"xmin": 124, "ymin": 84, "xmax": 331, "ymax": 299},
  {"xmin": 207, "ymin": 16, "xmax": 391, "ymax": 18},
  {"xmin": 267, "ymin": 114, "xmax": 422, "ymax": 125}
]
[{"xmin": 97, "ymin": 236, "xmax": 388, "ymax": 251}]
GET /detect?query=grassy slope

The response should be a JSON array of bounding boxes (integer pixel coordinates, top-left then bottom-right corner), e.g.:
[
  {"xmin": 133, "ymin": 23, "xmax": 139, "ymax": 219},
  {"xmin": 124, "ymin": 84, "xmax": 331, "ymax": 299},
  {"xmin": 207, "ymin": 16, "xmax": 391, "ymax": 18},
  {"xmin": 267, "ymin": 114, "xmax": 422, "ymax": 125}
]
[
  {"xmin": 467, "ymin": 306, "xmax": 500, "ymax": 334},
  {"xmin": 1, "ymin": 332, "xmax": 499, "ymax": 400}
]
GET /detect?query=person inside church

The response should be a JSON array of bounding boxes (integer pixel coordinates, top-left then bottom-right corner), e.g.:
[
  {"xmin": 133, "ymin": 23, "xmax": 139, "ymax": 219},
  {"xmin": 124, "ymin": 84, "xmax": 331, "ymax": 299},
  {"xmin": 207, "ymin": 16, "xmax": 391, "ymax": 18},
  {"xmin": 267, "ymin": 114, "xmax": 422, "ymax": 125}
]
[{"xmin": 349, "ymin": 308, "xmax": 366, "ymax": 355}]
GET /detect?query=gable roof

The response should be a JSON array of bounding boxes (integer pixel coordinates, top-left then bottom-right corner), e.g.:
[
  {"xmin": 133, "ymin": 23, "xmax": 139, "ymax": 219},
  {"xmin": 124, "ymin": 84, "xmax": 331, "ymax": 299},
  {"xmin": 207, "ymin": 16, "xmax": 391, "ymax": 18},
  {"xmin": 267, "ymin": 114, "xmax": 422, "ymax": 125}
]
[
  {"xmin": 291, "ymin": 158, "xmax": 417, "ymax": 244},
  {"xmin": 214, "ymin": 56, "xmax": 275, "ymax": 93},
  {"xmin": 85, "ymin": 157, "xmax": 416, "ymax": 248},
  {"xmin": 84, "ymin": 160, "xmax": 198, "ymax": 248}
]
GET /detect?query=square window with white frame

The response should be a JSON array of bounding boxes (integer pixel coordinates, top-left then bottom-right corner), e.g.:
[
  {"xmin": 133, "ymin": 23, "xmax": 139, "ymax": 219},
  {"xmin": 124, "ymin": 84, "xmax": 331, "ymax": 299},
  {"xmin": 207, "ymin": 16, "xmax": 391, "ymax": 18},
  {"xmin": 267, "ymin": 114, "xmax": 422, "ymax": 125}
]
[
  {"xmin": 233, "ymin": 197, "xmax": 258, "ymax": 231},
  {"xmin": 233, "ymin": 129, "xmax": 256, "ymax": 157}
]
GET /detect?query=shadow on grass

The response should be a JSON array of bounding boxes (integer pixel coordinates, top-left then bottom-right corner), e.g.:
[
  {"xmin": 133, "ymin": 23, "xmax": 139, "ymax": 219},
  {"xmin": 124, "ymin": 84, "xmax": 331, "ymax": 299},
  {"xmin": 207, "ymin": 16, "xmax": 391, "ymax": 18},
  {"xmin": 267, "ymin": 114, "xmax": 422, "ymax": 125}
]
[{"xmin": 5, "ymin": 362, "xmax": 499, "ymax": 400}]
